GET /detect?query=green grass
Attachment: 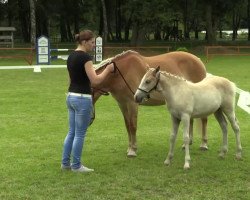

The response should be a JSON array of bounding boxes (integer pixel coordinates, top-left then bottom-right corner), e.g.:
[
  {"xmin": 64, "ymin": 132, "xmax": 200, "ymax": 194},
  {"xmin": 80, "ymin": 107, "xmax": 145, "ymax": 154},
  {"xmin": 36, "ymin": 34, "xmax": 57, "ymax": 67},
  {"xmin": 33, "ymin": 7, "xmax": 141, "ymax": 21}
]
[{"xmin": 0, "ymin": 55, "xmax": 249, "ymax": 199}]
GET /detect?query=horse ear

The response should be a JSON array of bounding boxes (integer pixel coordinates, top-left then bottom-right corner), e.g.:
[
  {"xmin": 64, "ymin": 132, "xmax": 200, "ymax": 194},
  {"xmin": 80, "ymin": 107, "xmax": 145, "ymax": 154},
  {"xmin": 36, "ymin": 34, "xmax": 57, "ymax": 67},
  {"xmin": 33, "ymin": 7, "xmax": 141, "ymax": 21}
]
[
  {"xmin": 156, "ymin": 66, "xmax": 160, "ymax": 73},
  {"xmin": 155, "ymin": 66, "xmax": 161, "ymax": 78},
  {"xmin": 153, "ymin": 66, "xmax": 160, "ymax": 75}
]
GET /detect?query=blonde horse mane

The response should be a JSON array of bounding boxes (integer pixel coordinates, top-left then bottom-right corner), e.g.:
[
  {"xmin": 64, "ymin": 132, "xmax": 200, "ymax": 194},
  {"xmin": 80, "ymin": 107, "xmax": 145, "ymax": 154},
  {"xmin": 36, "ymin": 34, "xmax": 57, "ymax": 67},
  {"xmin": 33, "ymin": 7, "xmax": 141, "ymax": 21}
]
[
  {"xmin": 146, "ymin": 68, "xmax": 187, "ymax": 82},
  {"xmin": 94, "ymin": 50, "xmax": 140, "ymax": 70},
  {"xmin": 159, "ymin": 71, "xmax": 188, "ymax": 83}
]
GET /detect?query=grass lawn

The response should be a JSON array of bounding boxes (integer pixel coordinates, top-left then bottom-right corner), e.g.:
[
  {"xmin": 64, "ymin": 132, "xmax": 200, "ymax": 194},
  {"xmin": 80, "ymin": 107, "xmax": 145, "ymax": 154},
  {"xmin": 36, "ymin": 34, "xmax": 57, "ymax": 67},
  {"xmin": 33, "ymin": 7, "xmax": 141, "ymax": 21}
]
[{"xmin": 0, "ymin": 54, "xmax": 249, "ymax": 199}]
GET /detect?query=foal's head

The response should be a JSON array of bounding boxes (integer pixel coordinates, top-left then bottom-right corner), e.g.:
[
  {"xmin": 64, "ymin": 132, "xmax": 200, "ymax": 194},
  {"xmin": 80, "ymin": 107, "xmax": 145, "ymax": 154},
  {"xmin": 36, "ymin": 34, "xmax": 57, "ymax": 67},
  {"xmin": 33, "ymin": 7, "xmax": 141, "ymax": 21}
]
[{"xmin": 134, "ymin": 66, "xmax": 160, "ymax": 103}]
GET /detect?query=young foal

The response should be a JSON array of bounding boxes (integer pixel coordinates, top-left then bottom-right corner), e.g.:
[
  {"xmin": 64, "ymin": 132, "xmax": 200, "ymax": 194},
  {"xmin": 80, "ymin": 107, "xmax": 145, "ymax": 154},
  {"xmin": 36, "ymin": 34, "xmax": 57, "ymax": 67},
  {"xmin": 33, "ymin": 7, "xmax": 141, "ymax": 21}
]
[{"xmin": 134, "ymin": 67, "xmax": 242, "ymax": 169}]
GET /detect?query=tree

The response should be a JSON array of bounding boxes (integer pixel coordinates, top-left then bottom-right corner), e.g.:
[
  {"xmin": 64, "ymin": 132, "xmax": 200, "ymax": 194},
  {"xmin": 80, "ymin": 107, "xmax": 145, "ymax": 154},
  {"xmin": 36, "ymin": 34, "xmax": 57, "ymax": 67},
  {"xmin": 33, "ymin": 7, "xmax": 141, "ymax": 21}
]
[
  {"xmin": 1, "ymin": 0, "xmax": 250, "ymax": 44},
  {"xmin": 36, "ymin": 0, "xmax": 49, "ymax": 37},
  {"xmin": 200, "ymin": 0, "xmax": 233, "ymax": 44},
  {"xmin": 29, "ymin": 0, "xmax": 36, "ymax": 46},
  {"xmin": 115, "ymin": 0, "xmax": 122, "ymax": 40},
  {"xmin": 101, "ymin": 0, "xmax": 108, "ymax": 43},
  {"xmin": 6, "ymin": 0, "xmax": 17, "ymax": 26},
  {"xmin": 18, "ymin": 0, "xmax": 30, "ymax": 42},
  {"xmin": 231, "ymin": 1, "xmax": 246, "ymax": 41},
  {"xmin": 128, "ymin": 0, "xmax": 171, "ymax": 45},
  {"xmin": 232, "ymin": 8, "xmax": 241, "ymax": 41},
  {"xmin": 175, "ymin": 0, "xmax": 195, "ymax": 40},
  {"xmin": 205, "ymin": 2, "xmax": 216, "ymax": 44},
  {"xmin": 248, "ymin": 0, "xmax": 250, "ymax": 40}
]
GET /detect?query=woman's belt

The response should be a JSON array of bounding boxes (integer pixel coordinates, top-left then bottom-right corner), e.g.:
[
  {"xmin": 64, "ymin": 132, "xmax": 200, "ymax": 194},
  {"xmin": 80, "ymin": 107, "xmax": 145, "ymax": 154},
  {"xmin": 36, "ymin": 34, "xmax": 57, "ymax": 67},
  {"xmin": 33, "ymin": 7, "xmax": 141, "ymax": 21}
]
[{"xmin": 67, "ymin": 92, "xmax": 92, "ymax": 98}]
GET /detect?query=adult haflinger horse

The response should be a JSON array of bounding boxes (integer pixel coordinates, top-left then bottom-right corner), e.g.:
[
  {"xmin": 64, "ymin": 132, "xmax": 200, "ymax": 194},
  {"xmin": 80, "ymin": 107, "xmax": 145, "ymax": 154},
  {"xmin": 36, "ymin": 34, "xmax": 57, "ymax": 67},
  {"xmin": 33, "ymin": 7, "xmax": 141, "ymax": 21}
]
[
  {"xmin": 134, "ymin": 67, "xmax": 242, "ymax": 169},
  {"xmin": 93, "ymin": 50, "xmax": 208, "ymax": 157}
]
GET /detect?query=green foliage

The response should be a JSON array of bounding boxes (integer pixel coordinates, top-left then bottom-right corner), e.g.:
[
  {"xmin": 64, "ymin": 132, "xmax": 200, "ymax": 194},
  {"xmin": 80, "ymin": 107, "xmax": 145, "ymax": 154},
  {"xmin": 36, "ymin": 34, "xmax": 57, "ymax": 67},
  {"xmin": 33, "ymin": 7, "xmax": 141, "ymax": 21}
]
[
  {"xmin": 0, "ymin": 0, "xmax": 249, "ymax": 43},
  {"xmin": 176, "ymin": 47, "xmax": 188, "ymax": 52}
]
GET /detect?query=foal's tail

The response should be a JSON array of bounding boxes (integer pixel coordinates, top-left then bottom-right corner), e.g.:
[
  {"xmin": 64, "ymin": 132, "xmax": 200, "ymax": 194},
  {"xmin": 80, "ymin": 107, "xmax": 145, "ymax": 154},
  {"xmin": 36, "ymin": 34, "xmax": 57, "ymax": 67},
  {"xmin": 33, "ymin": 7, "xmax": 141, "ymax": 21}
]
[
  {"xmin": 230, "ymin": 81, "xmax": 237, "ymax": 108},
  {"xmin": 230, "ymin": 81, "xmax": 239, "ymax": 124}
]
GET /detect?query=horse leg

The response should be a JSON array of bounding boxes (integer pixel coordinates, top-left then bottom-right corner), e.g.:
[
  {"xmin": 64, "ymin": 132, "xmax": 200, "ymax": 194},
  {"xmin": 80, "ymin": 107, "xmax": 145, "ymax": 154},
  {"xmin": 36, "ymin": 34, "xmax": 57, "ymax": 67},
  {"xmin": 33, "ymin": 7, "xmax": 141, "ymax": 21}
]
[
  {"xmin": 118, "ymin": 102, "xmax": 138, "ymax": 157},
  {"xmin": 223, "ymin": 109, "xmax": 242, "ymax": 160},
  {"xmin": 164, "ymin": 115, "xmax": 180, "ymax": 166},
  {"xmin": 181, "ymin": 114, "xmax": 191, "ymax": 170},
  {"xmin": 126, "ymin": 104, "xmax": 138, "ymax": 157},
  {"xmin": 214, "ymin": 109, "xmax": 228, "ymax": 158},
  {"xmin": 200, "ymin": 117, "xmax": 208, "ymax": 150},
  {"xmin": 182, "ymin": 119, "xmax": 193, "ymax": 149},
  {"xmin": 189, "ymin": 119, "xmax": 193, "ymax": 145}
]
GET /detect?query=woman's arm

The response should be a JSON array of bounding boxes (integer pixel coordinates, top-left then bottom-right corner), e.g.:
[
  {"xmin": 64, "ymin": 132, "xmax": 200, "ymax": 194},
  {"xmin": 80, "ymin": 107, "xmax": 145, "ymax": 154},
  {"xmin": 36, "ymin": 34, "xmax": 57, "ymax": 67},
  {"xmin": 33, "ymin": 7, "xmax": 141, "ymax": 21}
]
[{"xmin": 85, "ymin": 60, "xmax": 114, "ymax": 86}]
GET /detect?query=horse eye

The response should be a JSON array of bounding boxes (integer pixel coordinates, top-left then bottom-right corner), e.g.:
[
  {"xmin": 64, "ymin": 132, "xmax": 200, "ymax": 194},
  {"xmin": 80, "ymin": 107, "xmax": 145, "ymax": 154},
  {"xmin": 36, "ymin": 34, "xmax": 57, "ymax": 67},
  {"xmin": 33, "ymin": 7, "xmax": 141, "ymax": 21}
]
[{"xmin": 145, "ymin": 80, "xmax": 150, "ymax": 84}]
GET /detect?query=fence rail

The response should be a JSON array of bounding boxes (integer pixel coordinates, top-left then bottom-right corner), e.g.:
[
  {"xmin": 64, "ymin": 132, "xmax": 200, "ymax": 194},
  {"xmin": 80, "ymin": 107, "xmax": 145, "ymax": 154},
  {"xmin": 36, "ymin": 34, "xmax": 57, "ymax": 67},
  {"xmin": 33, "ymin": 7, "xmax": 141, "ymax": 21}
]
[
  {"xmin": 0, "ymin": 48, "xmax": 35, "ymax": 65},
  {"xmin": 205, "ymin": 46, "xmax": 250, "ymax": 62}
]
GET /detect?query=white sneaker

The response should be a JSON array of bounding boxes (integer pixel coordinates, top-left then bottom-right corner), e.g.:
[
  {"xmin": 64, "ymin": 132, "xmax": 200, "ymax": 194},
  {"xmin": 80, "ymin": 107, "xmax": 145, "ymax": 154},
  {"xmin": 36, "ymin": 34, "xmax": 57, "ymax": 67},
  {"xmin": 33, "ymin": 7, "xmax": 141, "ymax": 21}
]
[{"xmin": 71, "ymin": 165, "xmax": 94, "ymax": 173}]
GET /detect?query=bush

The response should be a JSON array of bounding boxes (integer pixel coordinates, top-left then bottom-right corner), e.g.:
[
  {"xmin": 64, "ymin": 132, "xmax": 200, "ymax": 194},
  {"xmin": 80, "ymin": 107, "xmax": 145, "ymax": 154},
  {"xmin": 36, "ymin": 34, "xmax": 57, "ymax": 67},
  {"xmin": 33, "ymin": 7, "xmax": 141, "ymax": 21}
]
[{"xmin": 176, "ymin": 47, "xmax": 188, "ymax": 52}]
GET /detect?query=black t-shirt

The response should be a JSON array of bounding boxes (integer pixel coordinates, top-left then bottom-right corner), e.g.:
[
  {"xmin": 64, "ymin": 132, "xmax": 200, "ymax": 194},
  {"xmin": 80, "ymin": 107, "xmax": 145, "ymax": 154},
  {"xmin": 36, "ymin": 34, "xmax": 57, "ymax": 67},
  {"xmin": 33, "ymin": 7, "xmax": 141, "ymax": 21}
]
[{"xmin": 67, "ymin": 51, "xmax": 93, "ymax": 94}]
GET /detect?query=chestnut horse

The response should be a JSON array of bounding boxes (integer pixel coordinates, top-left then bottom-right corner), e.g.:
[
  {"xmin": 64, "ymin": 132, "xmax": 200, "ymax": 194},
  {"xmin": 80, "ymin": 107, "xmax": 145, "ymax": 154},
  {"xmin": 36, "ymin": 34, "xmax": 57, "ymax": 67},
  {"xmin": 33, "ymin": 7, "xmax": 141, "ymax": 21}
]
[{"xmin": 92, "ymin": 50, "xmax": 207, "ymax": 157}]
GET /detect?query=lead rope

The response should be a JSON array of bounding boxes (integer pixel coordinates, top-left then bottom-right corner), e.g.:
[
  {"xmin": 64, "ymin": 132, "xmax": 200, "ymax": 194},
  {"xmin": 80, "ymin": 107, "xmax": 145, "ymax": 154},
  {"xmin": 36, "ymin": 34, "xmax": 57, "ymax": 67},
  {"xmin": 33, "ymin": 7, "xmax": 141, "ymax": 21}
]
[
  {"xmin": 89, "ymin": 61, "xmax": 135, "ymax": 126},
  {"xmin": 89, "ymin": 91, "xmax": 95, "ymax": 126},
  {"xmin": 112, "ymin": 61, "xmax": 135, "ymax": 95}
]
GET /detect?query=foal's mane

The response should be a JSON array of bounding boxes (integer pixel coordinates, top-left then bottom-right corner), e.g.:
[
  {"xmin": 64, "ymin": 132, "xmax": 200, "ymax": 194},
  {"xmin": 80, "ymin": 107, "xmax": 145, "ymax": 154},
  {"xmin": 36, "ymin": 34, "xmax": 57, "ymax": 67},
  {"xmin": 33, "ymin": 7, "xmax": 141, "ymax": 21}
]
[
  {"xmin": 159, "ymin": 71, "xmax": 188, "ymax": 82},
  {"xmin": 94, "ymin": 50, "xmax": 140, "ymax": 70}
]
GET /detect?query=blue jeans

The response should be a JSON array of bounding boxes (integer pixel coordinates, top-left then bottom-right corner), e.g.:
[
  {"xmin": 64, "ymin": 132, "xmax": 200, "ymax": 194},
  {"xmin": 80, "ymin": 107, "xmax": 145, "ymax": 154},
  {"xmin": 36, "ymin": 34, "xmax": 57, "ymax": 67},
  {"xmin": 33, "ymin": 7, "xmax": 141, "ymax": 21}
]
[{"xmin": 62, "ymin": 95, "xmax": 92, "ymax": 169}]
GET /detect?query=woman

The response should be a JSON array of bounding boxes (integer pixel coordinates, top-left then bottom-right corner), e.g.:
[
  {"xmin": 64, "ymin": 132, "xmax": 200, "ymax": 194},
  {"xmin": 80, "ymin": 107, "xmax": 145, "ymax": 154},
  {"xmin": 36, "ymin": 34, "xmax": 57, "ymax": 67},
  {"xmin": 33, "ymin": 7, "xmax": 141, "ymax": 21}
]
[{"xmin": 61, "ymin": 30, "xmax": 114, "ymax": 172}]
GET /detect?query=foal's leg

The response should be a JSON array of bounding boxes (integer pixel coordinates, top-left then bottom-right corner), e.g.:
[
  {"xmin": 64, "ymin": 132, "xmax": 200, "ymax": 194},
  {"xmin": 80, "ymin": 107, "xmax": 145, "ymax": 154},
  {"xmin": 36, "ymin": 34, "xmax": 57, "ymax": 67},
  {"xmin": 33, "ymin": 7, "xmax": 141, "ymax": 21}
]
[
  {"xmin": 189, "ymin": 119, "xmax": 193, "ymax": 145},
  {"xmin": 200, "ymin": 117, "xmax": 208, "ymax": 150},
  {"xmin": 223, "ymin": 110, "xmax": 242, "ymax": 160},
  {"xmin": 181, "ymin": 119, "xmax": 193, "ymax": 149},
  {"xmin": 214, "ymin": 109, "xmax": 228, "ymax": 158},
  {"xmin": 181, "ymin": 114, "xmax": 191, "ymax": 169},
  {"xmin": 164, "ymin": 115, "xmax": 180, "ymax": 166}
]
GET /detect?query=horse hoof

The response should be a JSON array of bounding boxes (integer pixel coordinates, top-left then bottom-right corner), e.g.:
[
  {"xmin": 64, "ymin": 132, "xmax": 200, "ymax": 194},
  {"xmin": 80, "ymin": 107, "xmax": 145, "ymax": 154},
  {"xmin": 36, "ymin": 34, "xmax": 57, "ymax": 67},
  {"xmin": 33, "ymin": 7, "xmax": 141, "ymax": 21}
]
[
  {"xmin": 235, "ymin": 153, "xmax": 242, "ymax": 160},
  {"xmin": 164, "ymin": 159, "xmax": 171, "ymax": 166},
  {"xmin": 183, "ymin": 163, "xmax": 190, "ymax": 170},
  {"xmin": 200, "ymin": 145, "xmax": 208, "ymax": 151},
  {"xmin": 218, "ymin": 153, "xmax": 226, "ymax": 159},
  {"xmin": 127, "ymin": 150, "xmax": 137, "ymax": 158}
]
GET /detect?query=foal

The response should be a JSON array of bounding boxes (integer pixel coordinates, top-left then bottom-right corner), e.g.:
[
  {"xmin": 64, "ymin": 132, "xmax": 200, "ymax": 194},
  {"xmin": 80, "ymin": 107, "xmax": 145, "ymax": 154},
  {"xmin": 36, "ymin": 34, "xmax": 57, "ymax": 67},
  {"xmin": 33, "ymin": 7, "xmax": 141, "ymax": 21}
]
[{"xmin": 134, "ymin": 67, "xmax": 242, "ymax": 169}]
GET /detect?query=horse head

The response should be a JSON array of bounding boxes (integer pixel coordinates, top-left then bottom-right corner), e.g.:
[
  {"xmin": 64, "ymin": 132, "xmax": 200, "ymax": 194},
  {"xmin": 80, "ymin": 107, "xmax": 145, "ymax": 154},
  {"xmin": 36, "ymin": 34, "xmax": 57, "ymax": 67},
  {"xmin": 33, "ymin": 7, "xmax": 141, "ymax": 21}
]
[{"xmin": 134, "ymin": 66, "xmax": 161, "ymax": 103}]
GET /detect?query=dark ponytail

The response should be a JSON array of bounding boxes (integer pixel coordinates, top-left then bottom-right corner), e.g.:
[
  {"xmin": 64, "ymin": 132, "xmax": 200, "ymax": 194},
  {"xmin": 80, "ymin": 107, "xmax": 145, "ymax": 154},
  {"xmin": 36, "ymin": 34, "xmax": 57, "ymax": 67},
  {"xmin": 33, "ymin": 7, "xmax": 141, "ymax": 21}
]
[
  {"xmin": 75, "ymin": 30, "xmax": 94, "ymax": 44},
  {"xmin": 74, "ymin": 34, "xmax": 80, "ymax": 42}
]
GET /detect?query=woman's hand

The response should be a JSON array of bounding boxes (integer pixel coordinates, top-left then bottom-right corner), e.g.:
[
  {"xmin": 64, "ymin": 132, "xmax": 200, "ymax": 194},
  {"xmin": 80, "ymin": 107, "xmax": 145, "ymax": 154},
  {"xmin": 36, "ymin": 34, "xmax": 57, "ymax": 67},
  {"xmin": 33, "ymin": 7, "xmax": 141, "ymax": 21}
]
[
  {"xmin": 106, "ymin": 63, "xmax": 115, "ymax": 73},
  {"xmin": 85, "ymin": 61, "xmax": 115, "ymax": 86}
]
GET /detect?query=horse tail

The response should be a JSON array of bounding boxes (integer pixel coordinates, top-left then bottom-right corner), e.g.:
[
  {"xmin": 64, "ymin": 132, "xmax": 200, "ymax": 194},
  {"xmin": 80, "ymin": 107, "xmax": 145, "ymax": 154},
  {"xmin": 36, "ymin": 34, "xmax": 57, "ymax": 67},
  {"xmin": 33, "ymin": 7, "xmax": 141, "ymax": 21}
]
[{"xmin": 230, "ymin": 81, "xmax": 237, "ymax": 108}]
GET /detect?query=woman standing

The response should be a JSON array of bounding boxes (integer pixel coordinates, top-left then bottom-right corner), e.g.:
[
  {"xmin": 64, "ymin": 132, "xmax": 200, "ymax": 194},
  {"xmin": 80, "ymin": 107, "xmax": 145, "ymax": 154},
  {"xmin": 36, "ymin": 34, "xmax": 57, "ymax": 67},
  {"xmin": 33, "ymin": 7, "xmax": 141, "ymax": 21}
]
[{"xmin": 61, "ymin": 30, "xmax": 114, "ymax": 172}]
